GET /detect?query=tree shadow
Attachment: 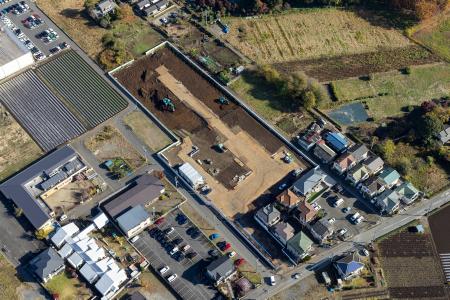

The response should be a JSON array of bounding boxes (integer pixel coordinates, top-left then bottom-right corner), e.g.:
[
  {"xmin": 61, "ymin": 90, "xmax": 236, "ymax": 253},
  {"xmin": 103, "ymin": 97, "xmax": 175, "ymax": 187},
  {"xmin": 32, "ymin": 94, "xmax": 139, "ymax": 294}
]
[{"xmin": 350, "ymin": 7, "xmax": 418, "ymax": 31}]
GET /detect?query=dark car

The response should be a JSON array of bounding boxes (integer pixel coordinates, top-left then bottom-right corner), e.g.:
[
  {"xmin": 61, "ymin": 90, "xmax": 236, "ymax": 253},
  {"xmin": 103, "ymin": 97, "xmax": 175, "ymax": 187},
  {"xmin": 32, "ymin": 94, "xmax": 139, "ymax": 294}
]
[
  {"xmin": 209, "ymin": 249, "xmax": 219, "ymax": 257},
  {"xmin": 186, "ymin": 227, "xmax": 197, "ymax": 235},
  {"xmin": 174, "ymin": 252, "xmax": 185, "ymax": 262},
  {"xmin": 176, "ymin": 214, "xmax": 187, "ymax": 224},
  {"xmin": 191, "ymin": 231, "xmax": 201, "ymax": 239},
  {"xmin": 172, "ymin": 238, "xmax": 183, "ymax": 245},
  {"xmin": 149, "ymin": 228, "xmax": 159, "ymax": 237},
  {"xmin": 186, "ymin": 251, "xmax": 198, "ymax": 259},
  {"xmin": 217, "ymin": 241, "xmax": 226, "ymax": 248},
  {"xmin": 60, "ymin": 42, "xmax": 69, "ymax": 49}
]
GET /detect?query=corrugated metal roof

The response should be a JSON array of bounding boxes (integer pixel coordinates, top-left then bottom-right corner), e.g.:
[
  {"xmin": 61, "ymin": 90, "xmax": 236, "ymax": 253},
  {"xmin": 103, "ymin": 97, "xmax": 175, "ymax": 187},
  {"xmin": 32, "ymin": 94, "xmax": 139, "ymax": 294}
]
[{"xmin": 117, "ymin": 205, "xmax": 149, "ymax": 232}]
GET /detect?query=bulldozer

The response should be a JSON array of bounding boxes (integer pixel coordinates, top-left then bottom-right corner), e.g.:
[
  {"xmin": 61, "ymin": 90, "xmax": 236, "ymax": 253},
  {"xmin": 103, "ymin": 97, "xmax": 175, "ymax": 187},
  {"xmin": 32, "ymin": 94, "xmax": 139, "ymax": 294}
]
[{"xmin": 161, "ymin": 97, "xmax": 175, "ymax": 112}]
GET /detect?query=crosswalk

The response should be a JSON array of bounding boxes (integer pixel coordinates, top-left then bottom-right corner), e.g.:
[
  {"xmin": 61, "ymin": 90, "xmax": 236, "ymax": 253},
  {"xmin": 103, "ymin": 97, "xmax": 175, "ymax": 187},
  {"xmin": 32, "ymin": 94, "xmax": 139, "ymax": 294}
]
[{"xmin": 439, "ymin": 253, "xmax": 450, "ymax": 282}]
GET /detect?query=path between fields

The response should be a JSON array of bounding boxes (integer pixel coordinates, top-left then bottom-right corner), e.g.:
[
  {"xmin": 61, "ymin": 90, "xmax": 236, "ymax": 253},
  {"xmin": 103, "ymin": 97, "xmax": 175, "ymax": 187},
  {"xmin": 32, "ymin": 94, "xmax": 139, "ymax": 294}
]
[{"xmin": 156, "ymin": 66, "xmax": 298, "ymax": 217}]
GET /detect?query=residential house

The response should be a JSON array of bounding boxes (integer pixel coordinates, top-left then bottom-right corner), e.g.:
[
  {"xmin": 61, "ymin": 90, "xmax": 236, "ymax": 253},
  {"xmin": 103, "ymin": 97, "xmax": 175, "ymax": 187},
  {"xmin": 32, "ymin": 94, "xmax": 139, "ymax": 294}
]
[
  {"xmin": 292, "ymin": 166, "xmax": 326, "ymax": 198},
  {"xmin": 276, "ymin": 189, "xmax": 301, "ymax": 210},
  {"xmin": 206, "ymin": 256, "xmax": 236, "ymax": 285},
  {"xmin": 313, "ymin": 140, "xmax": 337, "ymax": 163},
  {"xmin": 135, "ymin": 0, "xmax": 150, "ymax": 11},
  {"xmin": 437, "ymin": 125, "xmax": 450, "ymax": 144},
  {"xmin": 378, "ymin": 168, "xmax": 401, "ymax": 189},
  {"xmin": 94, "ymin": 0, "xmax": 117, "ymax": 18},
  {"xmin": 334, "ymin": 252, "xmax": 364, "ymax": 280},
  {"xmin": 294, "ymin": 200, "xmax": 317, "ymax": 225},
  {"xmin": 332, "ymin": 152, "xmax": 356, "ymax": 174},
  {"xmin": 348, "ymin": 144, "xmax": 369, "ymax": 163},
  {"xmin": 143, "ymin": 4, "xmax": 158, "ymax": 16},
  {"xmin": 359, "ymin": 176, "xmax": 385, "ymax": 199},
  {"xmin": 116, "ymin": 205, "xmax": 151, "ymax": 238},
  {"xmin": 254, "ymin": 204, "xmax": 281, "ymax": 230},
  {"xmin": 324, "ymin": 132, "xmax": 349, "ymax": 153},
  {"xmin": 346, "ymin": 164, "xmax": 370, "ymax": 186},
  {"xmin": 285, "ymin": 231, "xmax": 313, "ymax": 263},
  {"xmin": 310, "ymin": 218, "xmax": 334, "ymax": 244},
  {"xmin": 95, "ymin": 269, "xmax": 128, "ymax": 298},
  {"xmin": 395, "ymin": 182, "xmax": 420, "ymax": 205},
  {"xmin": 29, "ymin": 248, "xmax": 65, "ymax": 283},
  {"xmin": 51, "ymin": 222, "xmax": 80, "ymax": 249},
  {"xmin": 297, "ymin": 122, "xmax": 322, "ymax": 150},
  {"xmin": 362, "ymin": 155, "xmax": 384, "ymax": 175},
  {"xmin": 156, "ymin": 0, "xmax": 169, "ymax": 10},
  {"xmin": 376, "ymin": 189, "xmax": 400, "ymax": 214},
  {"xmin": 272, "ymin": 222, "xmax": 295, "ymax": 246}
]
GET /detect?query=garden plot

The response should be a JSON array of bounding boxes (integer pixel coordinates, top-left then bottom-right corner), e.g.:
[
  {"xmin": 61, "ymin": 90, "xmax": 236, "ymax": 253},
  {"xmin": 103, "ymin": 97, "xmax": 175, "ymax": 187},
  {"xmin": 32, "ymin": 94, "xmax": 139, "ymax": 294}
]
[
  {"xmin": 223, "ymin": 9, "xmax": 412, "ymax": 64},
  {"xmin": 327, "ymin": 102, "xmax": 369, "ymax": 126},
  {"xmin": 0, "ymin": 71, "xmax": 86, "ymax": 152},
  {"xmin": 37, "ymin": 50, "xmax": 128, "ymax": 128},
  {"xmin": 112, "ymin": 45, "xmax": 308, "ymax": 218}
]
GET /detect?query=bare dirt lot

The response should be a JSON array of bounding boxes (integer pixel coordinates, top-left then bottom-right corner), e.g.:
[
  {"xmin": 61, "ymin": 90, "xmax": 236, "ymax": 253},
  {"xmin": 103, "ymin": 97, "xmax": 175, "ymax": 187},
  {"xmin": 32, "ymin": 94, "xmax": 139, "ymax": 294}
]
[
  {"xmin": 85, "ymin": 125, "xmax": 145, "ymax": 169},
  {"xmin": 376, "ymin": 226, "xmax": 448, "ymax": 299},
  {"xmin": 44, "ymin": 179, "xmax": 95, "ymax": 213},
  {"xmin": 429, "ymin": 204, "xmax": 450, "ymax": 254},
  {"xmin": 113, "ymin": 46, "xmax": 308, "ymax": 217},
  {"xmin": 0, "ymin": 107, "xmax": 42, "ymax": 181},
  {"xmin": 123, "ymin": 111, "xmax": 173, "ymax": 152}
]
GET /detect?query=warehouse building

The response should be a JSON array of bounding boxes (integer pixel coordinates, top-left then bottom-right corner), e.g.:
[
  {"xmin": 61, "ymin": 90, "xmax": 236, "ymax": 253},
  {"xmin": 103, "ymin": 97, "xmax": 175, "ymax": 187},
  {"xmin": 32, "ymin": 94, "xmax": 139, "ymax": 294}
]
[
  {"xmin": 0, "ymin": 27, "xmax": 34, "ymax": 81},
  {"xmin": 116, "ymin": 205, "xmax": 151, "ymax": 238}
]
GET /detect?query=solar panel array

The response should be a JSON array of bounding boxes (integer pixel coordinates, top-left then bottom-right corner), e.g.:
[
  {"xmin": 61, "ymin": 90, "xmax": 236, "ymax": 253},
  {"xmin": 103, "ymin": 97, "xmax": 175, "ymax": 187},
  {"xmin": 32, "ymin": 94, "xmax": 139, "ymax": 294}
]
[
  {"xmin": 37, "ymin": 50, "xmax": 128, "ymax": 128},
  {"xmin": 0, "ymin": 71, "xmax": 87, "ymax": 152}
]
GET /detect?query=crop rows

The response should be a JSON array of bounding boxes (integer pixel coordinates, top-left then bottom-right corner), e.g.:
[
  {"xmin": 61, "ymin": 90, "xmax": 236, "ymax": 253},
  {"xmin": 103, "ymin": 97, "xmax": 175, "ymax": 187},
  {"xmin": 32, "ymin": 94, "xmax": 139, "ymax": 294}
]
[
  {"xmin": 37, "ymin": 50, "xmax": 128, "ymax": 128},
  {"xmin": 0, "ymin": 71, "xmax": 87, "ymax": 152}
]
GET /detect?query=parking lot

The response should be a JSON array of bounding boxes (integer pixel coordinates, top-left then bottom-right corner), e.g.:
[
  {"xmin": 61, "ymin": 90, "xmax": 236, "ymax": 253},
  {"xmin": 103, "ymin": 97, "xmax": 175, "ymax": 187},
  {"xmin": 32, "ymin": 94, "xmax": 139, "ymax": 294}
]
[
  {"xmin": 0, "ymin": 0, "xmax": 71, "ymax": 59},
  {"xmin": 313, "ymin": 188, "xmax": 380, "ymax": 241},
  {"xmin": 133, "ymin": 209, "xmax": 219, "ymax": 300}
]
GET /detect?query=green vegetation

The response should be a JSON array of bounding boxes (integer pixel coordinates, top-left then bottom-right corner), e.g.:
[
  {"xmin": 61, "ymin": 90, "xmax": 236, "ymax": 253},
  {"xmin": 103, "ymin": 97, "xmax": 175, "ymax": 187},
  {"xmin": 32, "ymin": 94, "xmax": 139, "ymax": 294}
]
[
  {"xmin": 331, "ymin": 64, "xmax": 450, "ymax": 120},
  {"xmin": 45, "ymin": 272, "xmax": 91, "ymax": 300},
  {"xmin": 0, "ymin": 254, "xmax": 20, "ymax": 300},
  {"xmin": 105, "ymin": 158, "xmax": 132, "ymax": 179},
  {"xmin": 414, "ymin": 14, "xmax": 450, "ymax": 61}
]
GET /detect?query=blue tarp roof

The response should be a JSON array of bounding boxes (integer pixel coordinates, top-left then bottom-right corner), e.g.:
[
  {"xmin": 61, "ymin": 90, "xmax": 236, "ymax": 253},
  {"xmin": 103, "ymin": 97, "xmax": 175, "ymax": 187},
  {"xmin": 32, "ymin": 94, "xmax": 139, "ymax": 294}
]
[{"xmin": 325, "ymin": 132, "xmax": 348, "ymax": 152}]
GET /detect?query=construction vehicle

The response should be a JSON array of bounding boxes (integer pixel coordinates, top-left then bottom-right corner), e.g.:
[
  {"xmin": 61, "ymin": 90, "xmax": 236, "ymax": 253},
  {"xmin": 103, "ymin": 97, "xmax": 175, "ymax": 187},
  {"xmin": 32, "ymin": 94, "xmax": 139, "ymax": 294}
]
[
  {"xmin": 161, "ymin": 98, "xmax": 175, "ymax": 112},
  {"xmin": 218, "ymin": 96, "xmax": 229, "ymax": 105},
  {"xmin": 215, "ymin": 143, "xmax": 228, "ymax": 153},
  {"xmin": 283, "ymin": 152, "xmax": 293, "ymax": 164}
]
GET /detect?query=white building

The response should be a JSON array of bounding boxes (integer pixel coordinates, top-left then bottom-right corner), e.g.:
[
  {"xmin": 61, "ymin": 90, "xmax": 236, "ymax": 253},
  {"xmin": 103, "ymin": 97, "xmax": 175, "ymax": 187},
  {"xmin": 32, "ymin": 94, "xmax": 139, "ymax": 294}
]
[
  {"xmin": 0, "ymin": 28, "xmax": 34, "ymax": 81},
  {"xmin": 178, "ymin": 162, "xmax": 205, "ymax": 188}
]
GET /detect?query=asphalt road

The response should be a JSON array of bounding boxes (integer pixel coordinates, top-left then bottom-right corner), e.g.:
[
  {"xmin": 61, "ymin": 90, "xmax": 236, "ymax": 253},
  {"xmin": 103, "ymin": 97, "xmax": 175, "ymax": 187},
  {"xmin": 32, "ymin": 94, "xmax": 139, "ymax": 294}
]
[{"xmin": 245, "ymin": 188, "xmax": 450, "ymax": 299}]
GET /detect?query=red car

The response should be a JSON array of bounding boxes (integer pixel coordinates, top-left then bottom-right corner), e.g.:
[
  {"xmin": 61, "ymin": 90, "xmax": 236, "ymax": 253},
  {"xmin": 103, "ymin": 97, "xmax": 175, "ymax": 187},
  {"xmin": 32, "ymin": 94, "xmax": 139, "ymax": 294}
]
[
  {"xmin": 235, "ymin": 258, "xmax": 245, "ymax": 267},
  {"xmin": 222, "ymin": 243, "xmax": 231, "ymax": 251},
  {"xmin": 155, "ymin": 217, "xmax": 165, "ymax": 225}
]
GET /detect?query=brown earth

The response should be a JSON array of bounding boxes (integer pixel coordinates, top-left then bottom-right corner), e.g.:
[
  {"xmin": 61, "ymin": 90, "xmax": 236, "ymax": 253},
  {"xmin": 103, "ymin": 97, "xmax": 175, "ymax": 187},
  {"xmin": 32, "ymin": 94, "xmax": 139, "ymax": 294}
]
[
  {"xmin": 114, "ymin": 46, "xmax": 308, "ymax": 217},
  {"xmin": 273, "ymin": 46, "xmax": 441, "ymax": 82}
]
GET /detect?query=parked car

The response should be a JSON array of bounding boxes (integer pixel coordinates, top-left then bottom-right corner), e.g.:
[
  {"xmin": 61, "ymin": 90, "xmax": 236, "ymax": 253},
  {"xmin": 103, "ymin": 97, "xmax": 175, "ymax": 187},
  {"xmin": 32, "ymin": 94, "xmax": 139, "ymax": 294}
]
[
  {"xmin": 337, "ymin": 228, "xmax": 348, "ymax": 236},
  {"xmin": 333, "ymin": 198, "xmax": 344, "ymax": 207},
  {"xmin": 292, "ymin": 273, "xmax": 301, "ymax": 279},
  {"xmin": 355, "ymin": 216, "xmax": 364, "ymax": 224},
  {"xmin": 159, "ymin": 266, "xmax": 169, "ymax": 274},
  {"xmin": 228, "ymin": 251, "xmax": 236, "ymax": 258},
  {"xmin": 181, "ymin": 244, "xmax": 191, "ymax": 252},
  {"xmin": 328, "ymin": 218, "xmax": 335, "ymax": 224},
  {"xmin": 209, "ymin": 249, "xmax": 219, "ymax": 257},
  {"xmin": 164, "ymin": 227, "xmax": 175, "ymax": 235},
  {"xmin": 172, "ymin": 238, "xmax": 183, "ymax": 245},
  {"xmin": 350, "ymin": 212, "xmax": 361, "ymax": 222},
  {"xmin": 210, "ymin": 233, "xmax": 220, "ymax": 240},
  {"xmin": 234, "ymin": 258, "xmax": 245, "ymax": 267},
  {"xmin": 174, "ymin": 251, "xmax": 185, "ymax": 262},
  {"xmin": 191, "ymin": 230, "xmax": 201, "ymax": 239},
  {"xmin": 278, "ymin": 183, "xmax": 287, "ymax": 190},
  {"xmin": 130, "ymin": 235, "xmax": 140, "ymax": 243},
  {"xmin": 155, "ymin": 217, "xmax": 165, "ymax": 225},
  {"xmin": 342, "ymin": 207, "xmax": 351, "ymax": 213},
  {"xmin": 176, "ymin": 213, "xmax": 187, "ymax": 224},
  {"xmin": 186, "ymin": 251, "xmax": 197, "ymax": 259},
  {"xmin": 186, "ymin": 227, "xmax": 197, "ymax": 235},
  {"xmin": 362, "ymin": 249, "xmax": 370, "ymax": 256},
  {"xmin": 169, "ymin": 246, "xmax": 179, "ymax": 256},
  {"xmin": 167, "ymin": 274, "xmax": 177, "ymax": 282},
  {"xmin": 270, "ymin": 276, "xmax": 276, "ymax": 286}
]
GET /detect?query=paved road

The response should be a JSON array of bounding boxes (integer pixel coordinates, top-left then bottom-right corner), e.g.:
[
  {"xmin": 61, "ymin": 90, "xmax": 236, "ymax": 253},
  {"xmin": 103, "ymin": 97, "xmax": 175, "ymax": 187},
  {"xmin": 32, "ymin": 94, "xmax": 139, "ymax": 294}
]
[{"xmin": 245, "ymin": 188, "xmax": 450, "ymax": 299}]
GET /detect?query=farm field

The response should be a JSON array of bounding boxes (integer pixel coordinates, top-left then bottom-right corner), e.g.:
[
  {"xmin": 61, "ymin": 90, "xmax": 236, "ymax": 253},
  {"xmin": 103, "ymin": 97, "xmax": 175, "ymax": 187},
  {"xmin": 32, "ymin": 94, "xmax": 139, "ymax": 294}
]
[
  {"xmin": 429, "ymin": 205, "xmax": 450, "ymax": 253},
  {"xmin": 112, "ymin": 46, "xmax": 308, "ymax": 218},
  {"xmin": 0, "ymin": 71, "xmax": 86, "ymax": 152},
  {"xmin": 223, "ymin": 9, "xmax": 412, "ymax": 64},
  {"xmin": 376, "ymin": 225, "xmax": 448, "ymax": 299},
  {"xmin": 230, "ymin": 71, "xmax": 314, "ymax": 137},
  {"xmin": 123, "ymin": 111, "xmax": 173, "ymax": 152},
  {"xmin": 36, "ymin": 0, "xmax": 163, "ymax": 65},
  {"xmin": 37, "ymin": 51, "xmax": 128, "ymax": 128},
  {"xmin": 85, "ymin": 125, "xmax": 145, "ymax": 171},
  {"xmin": 0, "ymin": 106, "xmax": 42, "ymax": 182},
  {"xmin": 414, "ymin": 12, "xmax": 450, "ymax": 61},
  {"xmin": 329, "ymin": 63, "xmax": 450, "ymax": 120}
]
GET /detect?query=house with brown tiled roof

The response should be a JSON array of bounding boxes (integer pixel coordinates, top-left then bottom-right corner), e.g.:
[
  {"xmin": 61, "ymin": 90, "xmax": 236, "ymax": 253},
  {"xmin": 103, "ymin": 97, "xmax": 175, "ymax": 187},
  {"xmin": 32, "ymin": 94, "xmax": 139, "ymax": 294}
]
[
  {"xmin": 276, "ymin": 189, "xmax": 301, "ymax": 210},
  {"xmin": 332, "ymin": 152, "xmax": 356, "ymax": 174},
  {"xmin": 294, "ymin": 200, "xmax": 317, "ymax": 225},
  {"xmin": 272, "ymin": 222, "xmax": 295, "ymax": 246}
]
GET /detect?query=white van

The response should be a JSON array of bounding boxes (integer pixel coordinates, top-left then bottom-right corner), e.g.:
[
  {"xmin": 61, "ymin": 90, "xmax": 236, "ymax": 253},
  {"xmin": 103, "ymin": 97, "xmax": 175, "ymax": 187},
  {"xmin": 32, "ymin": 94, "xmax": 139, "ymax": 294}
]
[
  {"xmin": 270, "ymin": 276, "xmax": 276, "ymax": 286},
  {"xmin": 167, "ymin": 274, "xmax": 178, "ymax": 282},
  {"xmin": 333, "ymin": 198, "xmax": 344, "ymax": 207}
]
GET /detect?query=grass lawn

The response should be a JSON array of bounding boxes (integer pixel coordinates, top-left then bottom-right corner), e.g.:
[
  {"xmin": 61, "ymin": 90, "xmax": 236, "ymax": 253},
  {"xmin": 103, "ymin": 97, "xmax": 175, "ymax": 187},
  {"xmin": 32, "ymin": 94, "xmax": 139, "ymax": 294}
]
[
  {"xmin": 0, "ymin": 108, "xmax": 42, "ymax": 181},
  {"xmin": 0, "ymin": 254, "xmax": 20, "ymax": 300},
  {"xmin": 414, "ymin": 13, "xmax": 450, "ymax": 61},
  {"xmin": 37, "ymin": 0, "xmax": 163, "ymax": 66},
  {"xmin": 123, "ymin": 111, "xmax": 173, "ymax": 152},
  {"xmin": 230, "ymin": 71, "xmax": 314, "ymax": 137},
  {"xmin": 331, "ymin": 63, "xmax": 450, "ymax": 120},
  {"xmin": 45, "ymin": 272, "xmax": 91, "ymax": 300},
  {"xmin": 223, "ymin": 8, "xmax": 411, "ymax": 64}
]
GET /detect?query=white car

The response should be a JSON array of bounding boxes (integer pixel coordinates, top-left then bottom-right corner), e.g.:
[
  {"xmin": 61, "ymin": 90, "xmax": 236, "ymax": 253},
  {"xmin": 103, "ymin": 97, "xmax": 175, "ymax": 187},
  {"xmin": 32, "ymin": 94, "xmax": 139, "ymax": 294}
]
[
  {"xmin": 328, "ymin": 218, "xmax": 335, "ymax": 224},
  {"xmin": 159, "ymin": 266, "xmax": 170, "ymax": 274},
  {"xmin": 269, "ymin": 275, "xmax": 276, "ymax": 286},
  {"xmin": 130, "ymin": 235, "xmax": 140, "ymax": 243},
  {"xmin": 355, "ymin": 216, "xmax": 364, "ymax": 224},
  {"xmin": 362, "ymin": 249, "xmax": 370, "ymax": 256},
  {"xmin": 59, "ymin": 214, "xmax": 68, "ymax": 221},
  {"xmin": 350, "ymin": 212, "xmax": 361, "ymax": 222},
  {"xmin": 338, "ymin": 228, "xmax": 348, "ymax": 236},
  {"xmin": 228, "ymin": 251, "xmax": 236, "ymax": 258},
  {"xmin": 169, "ymin": 246, "xmax": 179, "ymax": 255},
  {"xmin": 167, "ymin": 274, "xmax": 178, "ymax": 282},
  {"xmin": 312, "ymin": 203, "xmax": 321, "ymax": 211}
]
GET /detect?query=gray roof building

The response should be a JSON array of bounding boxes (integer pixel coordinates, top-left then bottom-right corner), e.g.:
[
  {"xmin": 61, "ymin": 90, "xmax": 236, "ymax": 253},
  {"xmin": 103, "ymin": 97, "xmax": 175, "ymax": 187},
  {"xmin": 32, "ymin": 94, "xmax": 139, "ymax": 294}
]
[
  {"xmin": 29, "ymin": 248, "xmax": 65, "ymax": 283},
  {"xmin": 255, "ymin": 203, "xmax": 280, "ymax": 228},
  {"xmin": 348, "ymin": 144, "xmax": 369, "ymax": 162},
  {"xmin": 116, "ymin": 205, "xmax": 150, "ymax": 233},
  {"xmin": 311, "ymin": 218, "xmax": 334, "ymax": 243},
  {"xmin": 437, "ymin": 125, "xmax": 450, "ymax": 144},
  {"xmin": 206, "ymin": 256, "xmax": 235, "ymax": 284},
  {"xmin": 362, "ymin": 155, "xmax": 384, "ymax": 174},
  {"xmin": 0, "ymin": 146, "xmax": 80, "ymax": 229},
  {"xmin": 103, "ymin": 174, "xmax": 164, "ymax": 218},
  {"xmin": 292, "ymin": 166, "xmax": 326, "ymax": 196}
]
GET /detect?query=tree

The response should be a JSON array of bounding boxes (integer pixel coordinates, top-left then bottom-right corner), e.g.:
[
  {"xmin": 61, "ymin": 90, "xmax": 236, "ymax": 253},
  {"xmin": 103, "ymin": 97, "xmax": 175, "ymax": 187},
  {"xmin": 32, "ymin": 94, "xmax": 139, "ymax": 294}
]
[
  {"xmin": 379, "ymin": 139, "xmax": 396, "ymax": 161},
  {"xmin": 308, "ymin": 79, "xmax": 329, "ymax": 107},
  {"xmin": 302, "ymin": 90, "xmax": 317, "ymax": 110},
  {"xmin": 14, "ymin": 206, "xmax": 23, "ymax": 218},
  {"xmin": 417, "ymin": 113, "xmax": 444, "ymax": 144}
]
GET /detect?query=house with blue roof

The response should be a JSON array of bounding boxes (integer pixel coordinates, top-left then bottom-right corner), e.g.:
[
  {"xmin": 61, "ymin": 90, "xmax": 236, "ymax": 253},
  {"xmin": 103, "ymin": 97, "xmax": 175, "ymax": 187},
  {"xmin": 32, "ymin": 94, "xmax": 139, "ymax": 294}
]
[
  {"xmin": 324, "ymin": 132, "xmax": 349, "ymax": 153},
  {"xmin": 378, "ymin": 167, "xmax": 401, "ymax": 189},
  {"xmin": 334, "ymin": 252, "xmax": 364, "ymax": 280},
  {"xmin": 395, "ymin": 182, "xmax": 420, "ymax": 205}
]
